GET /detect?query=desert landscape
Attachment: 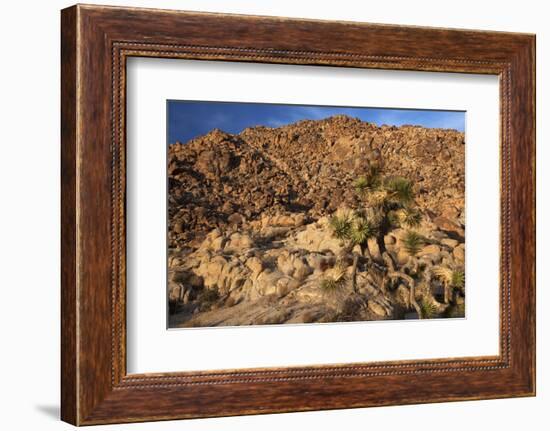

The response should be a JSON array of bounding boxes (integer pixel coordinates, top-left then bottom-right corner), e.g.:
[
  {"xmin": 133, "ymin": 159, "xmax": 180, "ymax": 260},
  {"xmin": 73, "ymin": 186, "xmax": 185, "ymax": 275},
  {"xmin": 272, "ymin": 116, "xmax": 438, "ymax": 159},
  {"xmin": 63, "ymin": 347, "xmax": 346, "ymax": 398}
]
[{"xmin": 167, "ymin": 112, "xmax": 465, "ymax": 327}]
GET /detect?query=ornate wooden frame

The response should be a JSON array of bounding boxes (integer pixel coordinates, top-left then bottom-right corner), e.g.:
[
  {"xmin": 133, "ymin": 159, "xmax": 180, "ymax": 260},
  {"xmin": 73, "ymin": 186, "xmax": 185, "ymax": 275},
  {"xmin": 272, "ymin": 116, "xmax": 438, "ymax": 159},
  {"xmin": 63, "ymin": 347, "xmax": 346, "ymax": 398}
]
[{"xmin": 61, "ymin": 4, "xmax": 536, "ymax": 425}]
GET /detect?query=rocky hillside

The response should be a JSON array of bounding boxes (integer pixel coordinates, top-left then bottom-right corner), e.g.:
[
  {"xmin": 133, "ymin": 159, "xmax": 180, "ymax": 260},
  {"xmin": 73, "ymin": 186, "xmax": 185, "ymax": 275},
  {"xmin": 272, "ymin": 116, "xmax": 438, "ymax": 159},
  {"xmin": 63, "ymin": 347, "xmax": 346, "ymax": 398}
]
[
  {"xmin": 168, "ymin": 115, "xmax": 464, "ymax": 249},
  {"xmin": 168, "ymin": 115, "xmax": 466, "ymax": 327}
]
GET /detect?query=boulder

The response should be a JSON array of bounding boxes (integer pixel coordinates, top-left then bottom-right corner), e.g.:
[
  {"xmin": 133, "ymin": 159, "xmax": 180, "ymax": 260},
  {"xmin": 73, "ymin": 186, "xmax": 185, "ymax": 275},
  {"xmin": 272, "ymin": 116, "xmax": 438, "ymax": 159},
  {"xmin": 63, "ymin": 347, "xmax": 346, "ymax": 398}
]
[
  {"xmin": 441, "ymin": 238, "xmax": 459, "ymax": 248},
  {"xmin": 440, "ymin": 204, "xmax": 459, "ymax": 219},
  {"xmin": 384, "ymin": 234, "xmax": 397, "ymax": 245},
  {"xmin": 367, "ymin": 237, "xmax": 382, "ymax": 260},
  {"xmin": 433, "ymin": 216, "xmax": 464, "ymax": 237},
  {"xmin": 195, "ymin": 148, "xmax": 233, "ymax": 178},
  {"xmin": 245, "ymin": 256, "xmax": 263, "ymax": 277},
  {"xmin": 419, "ymin": 244, "xmax": 441, "ymax": 256},
  {"xmin": 224, "ymin": 232, "xmax": 254, "ymax": 252},
  {"xmin": 228, "ymin": 212, "xmax": 244, "ymax": 226},
  {"xmin": 305, "ymin": 253, "xmax": 336, "ymax": 273},
  {"xmin": 275, "ymin": 277, "xmax": 299, "ymax": 297},
  {"xmin": 255, "ymin": 270, "xmax": 285, "ymax": 296},
  {"xmin": 195, "ymin": 255, "xmax": 228, "ymax": 290},
  {"xmin": 210, "ymin": 236, "xmax": 226, "ymax": 252},
  {"xmin": 262, "ymin": 226, "xmax": 291, "ymax": 239},
  {"xmin": 276, "ymin": 251, "xmax": 294, "ymax": 276},
  {"xmin": 396, "ymin": 249, "xmax": 410, "ymax": 265},
  {"xmin": 261, "ymin": 212, "xmax": 306, "ymax": 228},
  {"xmin": 168, "ymin": 280, "xmax": 182, "ymax": 302},
  {"xmin": 293, "ymin": 218, "xmax": 343, "ymax": 255},
  {"xmin": 368, "ymin": 300, "xmax": 387, "ymax": 317},
  {"xmin": 292, "ymin": 257, "xmax": 313, "ymax": 280},
  {"xmin": 453, "ymin": 244, "xmax": 465, "ymax": 263},
  {"xmin": 294, "ymin": 284, "xmax": 331, "ymax": 304},
  {"xmin": 187, "ymin": 274, "xmax": 204, "ymax": 289}
]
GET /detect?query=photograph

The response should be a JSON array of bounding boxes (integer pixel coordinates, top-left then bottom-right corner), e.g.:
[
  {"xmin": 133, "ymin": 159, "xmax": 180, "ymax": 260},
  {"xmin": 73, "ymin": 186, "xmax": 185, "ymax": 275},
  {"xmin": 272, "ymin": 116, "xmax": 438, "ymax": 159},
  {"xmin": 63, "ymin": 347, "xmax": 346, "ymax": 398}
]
[{"xmin": 167, "ymin": 101, "xmax": 466, "ymax": 328}]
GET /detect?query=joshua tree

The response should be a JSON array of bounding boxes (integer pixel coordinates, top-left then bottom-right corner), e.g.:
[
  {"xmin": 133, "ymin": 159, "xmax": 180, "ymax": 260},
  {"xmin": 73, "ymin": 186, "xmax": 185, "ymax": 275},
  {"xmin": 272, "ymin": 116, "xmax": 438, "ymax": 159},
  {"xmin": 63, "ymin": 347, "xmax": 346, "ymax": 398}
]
[
  {"xmin": 328, "ymin": 209, "xmax": 378, "ymax": 293},
  {"xmin": 354, "ymin": 167, "xmax": 422, "ymax": 257},
  {"xmin": 324, "ymin": 163, "xmax": 465, "ymax": 320},
  {"xmin": 355, "ymin": 166, "xmax": 424, "ymax": 284},
  {"xmin": 432, "ymin": 266, "xmax": 465, "ymax": 304},
  {"xmin": 382, "ymin": 248, "xmax": 422, "ymax": 318},
  {"xmin": 327, "ymin": 164, "xmax": 424, "ymax": 296}
]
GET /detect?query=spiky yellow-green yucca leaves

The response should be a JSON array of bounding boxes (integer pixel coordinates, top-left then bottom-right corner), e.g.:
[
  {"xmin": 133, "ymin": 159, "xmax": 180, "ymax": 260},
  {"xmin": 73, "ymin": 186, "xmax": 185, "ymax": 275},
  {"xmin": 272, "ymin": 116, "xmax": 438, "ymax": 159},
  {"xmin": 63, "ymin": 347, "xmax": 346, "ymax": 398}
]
[
  {"xmin": 355, "ymin": 172, "xmax": 416, "ymax": 214},
  {"xmin": 319, "ymin": 265, "xmax": 348, "ymax": 295},
  {"xmin": 350, "ymin": 216, "xmax": 378, "ymax": 246},
  {"xmin": 329, "ymin": 210, "xmax": 377, "ymax": 246},
  {"xmin": 402, "ymin": 230, "xmax": 425, "ymax": 256},
  {"xmin": 432, "ymin": 266, "xmax": 466, "ymax": 289},
  {"xmin": 432, "ymin": 266, "xmax": 452, "ymax": 283},
  {"xmin": 367, "ymin": 189, "xmax": 389, "ymax": 207},
  {"xmin": 451, "ymin": 270, "xmax": 465, "ymax": 290},
  {"xmin": 354, "ymin": 176, "xmax": 370, "ymax": 196},
  {"xmin": 420, "ymin": 299, "xmax": 438, "ymax": 319},
  {"xmin": 391, "ymin": 207, "xmax": 422, "ymax": 228},
  {"xmin": 383, "ymin": 176, "xmax": 415, "ymax": 205},
  {"xmin": 402, "ymin": 208, "xmax": 422, "ymax": 227},
  {"xmin": 329, "ymin": 212, "xmax": 353, "ymax": 241},
  {"xmin": 355, "ymin": 165, "xmax": 381, "ymax": 196}
]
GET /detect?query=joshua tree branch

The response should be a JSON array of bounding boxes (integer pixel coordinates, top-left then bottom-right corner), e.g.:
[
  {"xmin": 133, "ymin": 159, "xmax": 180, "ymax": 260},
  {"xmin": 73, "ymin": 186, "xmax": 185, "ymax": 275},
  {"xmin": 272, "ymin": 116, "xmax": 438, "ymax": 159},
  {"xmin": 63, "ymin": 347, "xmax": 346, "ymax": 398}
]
[
  {"xmin": 375, "ymin": 234, "xmax": 387, "ymax": 259},
  {"xmin": 387, "ymin": 270, "xmax": 422, "ymax": 318},
  {"xmin": 387, "ymin": 271, "xmax": 414, "ymax": 286},
  {"xmin": 443, "ymin": 283, "xmax": 450, "ymax": 304},
  {"xmin": 382, "ymin": 251, "xmax": 395, "ymax": 272}
]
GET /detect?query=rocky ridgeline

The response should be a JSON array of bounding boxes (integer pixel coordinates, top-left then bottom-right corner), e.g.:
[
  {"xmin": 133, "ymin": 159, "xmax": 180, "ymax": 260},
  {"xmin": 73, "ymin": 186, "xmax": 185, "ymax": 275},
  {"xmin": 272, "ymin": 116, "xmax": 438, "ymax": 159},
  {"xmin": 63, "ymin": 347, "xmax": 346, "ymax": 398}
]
[{"xmin": 168, "ymin": 115, "xmax": 465, "ymax": 327}]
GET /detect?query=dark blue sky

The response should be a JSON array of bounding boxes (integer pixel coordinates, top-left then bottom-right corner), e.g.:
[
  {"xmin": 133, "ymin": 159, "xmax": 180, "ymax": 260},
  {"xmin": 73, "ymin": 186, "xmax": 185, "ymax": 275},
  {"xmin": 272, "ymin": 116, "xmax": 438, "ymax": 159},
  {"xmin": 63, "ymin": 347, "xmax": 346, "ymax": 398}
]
[{"xmin": 167, "ymin": 100, "xmax": 465, "ymax": 144}]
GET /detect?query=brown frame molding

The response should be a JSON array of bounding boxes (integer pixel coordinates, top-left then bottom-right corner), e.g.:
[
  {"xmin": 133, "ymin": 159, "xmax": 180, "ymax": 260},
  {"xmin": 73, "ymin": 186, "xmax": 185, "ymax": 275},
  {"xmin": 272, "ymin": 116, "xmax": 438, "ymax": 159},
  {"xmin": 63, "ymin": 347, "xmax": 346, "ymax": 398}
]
[{"xmin": 61, "ymin": 4, "xmax": 535, "ymax": 425}]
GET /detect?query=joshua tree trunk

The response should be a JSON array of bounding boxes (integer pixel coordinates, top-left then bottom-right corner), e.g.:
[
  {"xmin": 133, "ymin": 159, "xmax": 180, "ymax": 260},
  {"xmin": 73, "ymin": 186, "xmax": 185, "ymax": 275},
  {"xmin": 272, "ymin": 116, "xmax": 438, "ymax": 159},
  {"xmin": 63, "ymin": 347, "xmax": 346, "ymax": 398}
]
[
  {"xmin": 351, "ymin": 253, "xmax": 359, "ymax": 293},
  {"xmin": 382, "ymin": 252, "xmax": 395, "ymax": 271},
  {"xmin": 341, "ymin": 239, "xmax": 362, "ymax": 294},
  {"xmin": 387, "ymin": 270, "xmax": 422, "ymax": 319},
  {"xmin": 408, "ymin": 283, "xmax": 422, "ymax": 317},
  {"xmin": 380, "ymin": 252, "xmax": 395, "ymax": 294},
  {"xmin": 443, "ymin": 283, "xmax": 450, "ymax": 304},
  {"xmin": 178, "ymin": 284, "xmax": 186, "ymax": 303},
  {"xmin": 376, "ymin": 234, "xmax": 387, "ymax": 259}
]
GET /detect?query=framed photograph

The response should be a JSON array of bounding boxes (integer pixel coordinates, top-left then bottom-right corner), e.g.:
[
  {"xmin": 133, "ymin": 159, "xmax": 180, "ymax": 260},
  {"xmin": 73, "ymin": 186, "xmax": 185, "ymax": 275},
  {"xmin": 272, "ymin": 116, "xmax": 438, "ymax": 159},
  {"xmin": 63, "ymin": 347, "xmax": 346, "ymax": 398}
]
[{"xmin": 61, "ymin": 4, "xmax": 536, "ymax": 425}]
